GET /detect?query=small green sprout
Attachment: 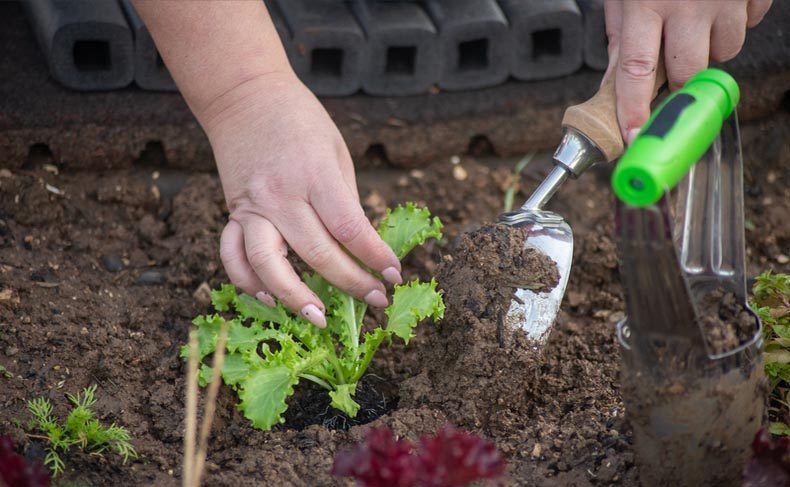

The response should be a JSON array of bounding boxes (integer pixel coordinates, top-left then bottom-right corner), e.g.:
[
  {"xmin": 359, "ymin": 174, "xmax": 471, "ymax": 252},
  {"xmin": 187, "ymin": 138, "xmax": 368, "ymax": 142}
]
[{"xmin": 27, "ymin": 384, "xmax": 137, "ymax": 475}]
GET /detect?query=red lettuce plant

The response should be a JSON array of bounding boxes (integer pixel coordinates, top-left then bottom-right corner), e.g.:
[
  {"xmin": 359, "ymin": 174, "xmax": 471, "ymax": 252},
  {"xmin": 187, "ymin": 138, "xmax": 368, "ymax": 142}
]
[
  {"xmin": 332, "ymin": 424, "xmax": 505, "ymax": 487},
  {"xmin": 744, "ymin": 428, "xmax": 790, "ymax": 486},
  {"xmin": 0, "ymin": 436, "xmax": 50, "ymax": 487}
]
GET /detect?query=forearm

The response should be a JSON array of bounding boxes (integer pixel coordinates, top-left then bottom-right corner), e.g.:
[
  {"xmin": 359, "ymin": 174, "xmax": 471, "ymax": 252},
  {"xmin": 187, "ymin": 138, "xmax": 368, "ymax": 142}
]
[{"xmin": 131, "ymin": 0, "xmax": 294, "ymax": 127}]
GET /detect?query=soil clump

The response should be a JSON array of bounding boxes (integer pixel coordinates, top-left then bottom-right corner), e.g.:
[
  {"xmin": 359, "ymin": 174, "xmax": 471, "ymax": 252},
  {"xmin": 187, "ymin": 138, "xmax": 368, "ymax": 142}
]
[{"xmin": 698, "ymin": 287, "xmax": 759, "ymax": 355}]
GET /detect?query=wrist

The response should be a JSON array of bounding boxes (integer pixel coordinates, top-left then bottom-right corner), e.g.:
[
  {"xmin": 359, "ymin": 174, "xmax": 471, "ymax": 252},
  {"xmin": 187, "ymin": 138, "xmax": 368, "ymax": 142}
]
[{"xmin": 198, "ymin": 68, "xmax": 307, "ymax": 148}]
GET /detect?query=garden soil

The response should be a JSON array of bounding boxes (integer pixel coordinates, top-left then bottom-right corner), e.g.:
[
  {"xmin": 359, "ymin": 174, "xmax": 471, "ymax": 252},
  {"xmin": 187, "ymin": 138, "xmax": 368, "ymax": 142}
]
[{"xmin": 1, "ymin": 111, "xmax": 788, "ymax": 486}]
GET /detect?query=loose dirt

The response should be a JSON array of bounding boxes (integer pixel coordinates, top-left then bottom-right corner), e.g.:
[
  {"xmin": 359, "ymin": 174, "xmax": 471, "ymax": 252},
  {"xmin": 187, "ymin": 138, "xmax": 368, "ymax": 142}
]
[
  {"xmin": 698, "ymin": 288, "xmax": 759, "ymax": 356},
  {"xmin": 0, "ymin": 111, "xmax": 788, "ymax": 486}
]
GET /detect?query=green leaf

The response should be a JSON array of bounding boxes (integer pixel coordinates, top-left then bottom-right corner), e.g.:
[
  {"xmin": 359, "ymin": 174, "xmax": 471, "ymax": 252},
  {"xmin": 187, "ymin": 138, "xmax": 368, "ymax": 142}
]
[
  {"xmin": 329, "ymin": 293, "xmax": 366, "ymax": 355},
  {"xmin": 211, "ymin": 284, "xmax": 238, "ymax": 312},
  {"xmin": 221, "ymin": 352, "xmax": 250, "ymax": 387},
  {"xmin": 237, "ymin": 349, "xmax": 328, "ymax": 429},
  {"xmin": 770, "ymin": 421, "xmax": 790, "ymax": 436},
  {"xmin": 234, "ymin": 293, "xmax": 289, "ymax": 324},
  {"xmin": 378, "ymin": 203, "xmax": 443, "ymax": 259},
  {"xmin": 329, "ymin": 383, "xmax": 361, "ymax": 417},
  {"xmin": 198, "ymin": 363, "xmax": 214, "ymax": 387},
  {"xmin": 227, "ymin": 319, "xmax": 264, "ymax": 354},
  {"xmin": 238, "ymin": 365, "xmax": 298, "ymax": 429},
  {"xmin": 385, "ymin": 279, "xmax": 445, "ymax": 344},
  {"xmin": 352, "ymin": 328, "xmax": 392, "ymax": 383},
  {"xmin": 305, "ymin": 273, "xmax": 334, "ymax": 308},
  {"xmin": 190, "ymin": 314, "xmax": 223, "ymax": 360}
]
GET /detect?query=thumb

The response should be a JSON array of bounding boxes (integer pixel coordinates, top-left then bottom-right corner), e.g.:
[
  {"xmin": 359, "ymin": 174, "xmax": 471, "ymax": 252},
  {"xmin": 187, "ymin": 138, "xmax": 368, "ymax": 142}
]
[{"xmin": 615, "ymin": 6, "xmax": 663, "ymax": 144}]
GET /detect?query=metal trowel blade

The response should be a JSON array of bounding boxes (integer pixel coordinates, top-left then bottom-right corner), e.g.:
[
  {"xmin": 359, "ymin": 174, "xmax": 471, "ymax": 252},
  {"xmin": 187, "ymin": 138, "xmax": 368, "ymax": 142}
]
[{"xmin": 500, "ymin": 209, "xmax": 573, "ymax": 345}]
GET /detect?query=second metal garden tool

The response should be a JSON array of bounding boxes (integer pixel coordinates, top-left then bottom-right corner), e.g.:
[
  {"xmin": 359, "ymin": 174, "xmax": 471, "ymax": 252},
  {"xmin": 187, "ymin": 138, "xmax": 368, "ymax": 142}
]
[
  {"xmin": 499, "ymin": 65, "xmax": 666, "ymax": 344},
  {"xmin": 613, "ymin": 68, "xmax": 763, "ymax": 487}
]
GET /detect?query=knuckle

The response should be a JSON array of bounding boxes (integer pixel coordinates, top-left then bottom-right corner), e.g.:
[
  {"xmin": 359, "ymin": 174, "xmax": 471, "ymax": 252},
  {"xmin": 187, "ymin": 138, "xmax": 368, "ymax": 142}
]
[
  {"xmin": 277, "ymin": 283, "xmax": 302, "ymax": 303},
  {"xmin": 332, "ymin": 214, "xmax": 367, "ymax": 244},
  {"xmin": 302, "ymin": 241, "xmax": 333, "ymax": 268},
  {"xmin": 246, "ymin": 243, "xmax": 279, "ymax": 272},
  {"xmin": 620, "ymin": 57, "xmax": 658, "ymax": 80}
]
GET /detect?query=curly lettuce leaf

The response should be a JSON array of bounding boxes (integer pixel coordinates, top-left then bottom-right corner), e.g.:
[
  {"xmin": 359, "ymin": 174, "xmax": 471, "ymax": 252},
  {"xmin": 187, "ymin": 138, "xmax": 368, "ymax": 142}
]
[
  {"xmin": 238, "ymin": 350, "xmax": 328, "ymax": 429},
  {"xmin": 385, "ymin": 279, "xmax": 445, "ymax": 344},
  {"xmin": 378, "ymin": 203, "xmax": 443, "ymax": 259},
  {"xmin": 329, "ymin": 383, "xmax": 361, "ymax": 418}
]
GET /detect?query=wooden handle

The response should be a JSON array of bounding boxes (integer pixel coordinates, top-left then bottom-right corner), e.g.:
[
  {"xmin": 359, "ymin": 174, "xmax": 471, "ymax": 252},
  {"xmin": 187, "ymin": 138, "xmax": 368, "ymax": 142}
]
[{"xmin": 562, "ymin": 60, "xmax": 667, "ymax": 162}]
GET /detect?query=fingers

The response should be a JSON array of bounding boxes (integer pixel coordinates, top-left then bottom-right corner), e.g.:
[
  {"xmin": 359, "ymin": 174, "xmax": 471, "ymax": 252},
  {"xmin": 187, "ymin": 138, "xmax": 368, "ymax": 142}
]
[
  {"xmin": 746, "ymin": 0, "xmax": 772, "ymax": 28},
  {"xmin": 663, "ymin": 16, "xmax": 711, "ymax": 91},
  {"xmin": 710, "ymin": 6, "xmax": 747, "ymax": 63},
  {"xmin": 270, "ymin": 204, "xmax": 392, "ymax": 308},
  {"xmin": 219, "ymin": 220, "xmax": 275, "ymax": 306},
  {"xmin": 241, "ymin": 216, "xmax": 328, "ymax": 328},
  {"xmin": 310, "ymin": 175, "xmax": 402, "ymax": 285},
  {"xmin": 616, "ymin": 3, "xmax": 663, "ymax": 144},
  {"xmin": 601, "ymin": 0, "xmax": 623, "ymax": 87}
]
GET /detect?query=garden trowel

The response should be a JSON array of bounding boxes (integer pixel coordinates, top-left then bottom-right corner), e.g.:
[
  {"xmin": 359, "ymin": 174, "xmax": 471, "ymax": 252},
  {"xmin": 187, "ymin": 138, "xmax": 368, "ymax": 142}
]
[
  {"xmin": 612, "ymin": 68, "xmax": 763, "ymax": 487},
  {"xmin": 499, "ymin": 66, "xmax": 666, "ymax": 345}
]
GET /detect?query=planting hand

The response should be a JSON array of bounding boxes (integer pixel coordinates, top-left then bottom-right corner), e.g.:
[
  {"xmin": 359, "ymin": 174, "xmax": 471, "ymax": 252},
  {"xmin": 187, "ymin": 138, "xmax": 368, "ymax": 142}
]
[
  {"xmin": 133, "ymin": 1, "xmax": 402, "ymax": 327},
  {"xmin": 603, "ymin": 0, "xmax": 772, "ymax": 144}
]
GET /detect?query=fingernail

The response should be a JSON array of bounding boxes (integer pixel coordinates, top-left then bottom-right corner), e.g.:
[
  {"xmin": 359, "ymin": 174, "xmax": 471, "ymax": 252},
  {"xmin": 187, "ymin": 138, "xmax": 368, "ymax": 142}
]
[
  {"xmin": 626, "ymin": 128, "xmax": 640, "ymax": 145},
  {"xmin": 255, "ymin": 291, "xmax": 276, "ymax": 307},
  {"xmin": 381, "ymin": 266, "xmax": 403, "ymax": 285},
  {"xmin": 301, "ymin": 304, "xmax": 326, "ymax": 328},
  {"xmin": 364, "ymin": 289, "xmax": 389, "ymax": 308}
]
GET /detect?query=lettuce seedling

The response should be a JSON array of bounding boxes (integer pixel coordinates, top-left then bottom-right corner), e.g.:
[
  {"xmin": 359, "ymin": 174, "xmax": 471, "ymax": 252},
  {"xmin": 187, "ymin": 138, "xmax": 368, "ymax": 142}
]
[{"xmin": 187, "ymin": 204, "xmax": 444, "ymax": 430}]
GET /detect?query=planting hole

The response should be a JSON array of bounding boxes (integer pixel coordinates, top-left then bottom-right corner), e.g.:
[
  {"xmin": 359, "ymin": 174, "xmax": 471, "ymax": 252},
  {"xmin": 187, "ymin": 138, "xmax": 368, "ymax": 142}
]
[
  {"xmin": 310, "ymin": 48, "xmax": 344, "ymax": 78},
  {"xmin": 458, "ymin": 38, "xmax": 488, "ymax": 71},
  {"xmin": 73, "ymin": 40, "xmax": 111, "ymax": 71},
  {"xmin": 385, "ymin": 46, "xmax": 417, "ymax": 75},
  {"xmin": 532, "ymin": 28, "xmax": 562, "ymax": 60}
]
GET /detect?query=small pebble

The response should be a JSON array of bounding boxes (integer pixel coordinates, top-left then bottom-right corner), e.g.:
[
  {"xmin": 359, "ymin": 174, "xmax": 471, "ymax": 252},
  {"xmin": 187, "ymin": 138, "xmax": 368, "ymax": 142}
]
[
  {"xmin": 778, "ymin": 254, "xmax": 789, "ymax": 264},
  {"xmin": 193, "ymin": 281, "xmax": 212, "ymax": 306},
  {"xmin": 452, "ymin": 165, "xmax": 468, "ymax": 181},
  {"xmin": 101, "ymin": 254, "xmax": 124, "ymax": 273},
  {"xmin": 5, "ymin": 346, "xmax": 18, "ymax": 356},
  {"xmin": 137, "ymin": 269, "xmax": 165, "ymax": 285}
]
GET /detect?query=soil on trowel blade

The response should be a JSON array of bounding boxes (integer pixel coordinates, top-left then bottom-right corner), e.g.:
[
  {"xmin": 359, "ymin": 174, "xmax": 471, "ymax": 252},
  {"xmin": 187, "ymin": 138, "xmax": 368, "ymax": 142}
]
[
  {"xmin": 437, "ymin": 223, "xmax": 559, "ymax": 322},
  {"xmin": 698, "ymin": 287, "xmax": 759, "ymax": 356}
]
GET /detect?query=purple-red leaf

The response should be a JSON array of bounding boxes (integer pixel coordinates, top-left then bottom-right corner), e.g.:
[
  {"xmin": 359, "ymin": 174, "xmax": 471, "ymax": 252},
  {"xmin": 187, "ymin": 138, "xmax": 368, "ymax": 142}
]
[
  {"xmin": 416, "ymin": 424, "xmax": 505, "ymax": 487},
  {"xmin": 332, "ymin": 424, "xmax": 505, "ymax": 487},
  {"xmin": 743, "ymin": 428, "xmax": 790, "ymax": 487},
  {"xmin": 332, "ymin": 428, "xmax": 418, "ymax": 487},
  {"xmin": 0, "ymin": 436, "xmax": 50, "ymax": 487}
]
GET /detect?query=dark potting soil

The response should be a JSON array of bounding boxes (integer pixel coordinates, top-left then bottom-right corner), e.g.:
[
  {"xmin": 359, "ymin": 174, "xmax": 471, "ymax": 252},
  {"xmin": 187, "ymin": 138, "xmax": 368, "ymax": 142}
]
[
  {"xmin": 698, "ymin": 287, "xmax": 759, "ymax": 356},
  {"xmin": 0, "ymin": 112, "xmax": 788, "ymax": 486},
  {"xmin": 283, "ymin": 373, "xmax": 398, "ymax": 431}
]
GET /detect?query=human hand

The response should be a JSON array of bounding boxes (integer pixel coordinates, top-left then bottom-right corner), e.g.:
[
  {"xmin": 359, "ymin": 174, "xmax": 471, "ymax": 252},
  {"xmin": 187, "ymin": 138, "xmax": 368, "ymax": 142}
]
[
  {"xmin": 603, "ymin": 0, "xmax": 772, "ymax": 144},
  {"xmin": 203, "ymin": 72, "xmax": 402, "ymax": 328}
]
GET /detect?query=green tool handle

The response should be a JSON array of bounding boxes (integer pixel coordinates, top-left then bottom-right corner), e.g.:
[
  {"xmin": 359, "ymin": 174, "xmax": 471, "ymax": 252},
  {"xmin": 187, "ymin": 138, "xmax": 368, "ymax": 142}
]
[{"xmin": 612, "ymin": 68, "xmax": 740, "ymax": 207}]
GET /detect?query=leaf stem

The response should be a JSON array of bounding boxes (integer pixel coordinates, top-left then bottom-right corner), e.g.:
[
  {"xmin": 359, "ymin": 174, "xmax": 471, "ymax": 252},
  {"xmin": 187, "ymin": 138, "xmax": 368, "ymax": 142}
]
[
  {"xmin": 298, "ymin": 374, "xmax": 333, "ymax": 391},
  {"xmin": 322, "ymin": 332, "xmax": 347, "ymax": 384},
  {"xmin": 351, "ymin": 333, "xmax": 387, "ymax": 383}
]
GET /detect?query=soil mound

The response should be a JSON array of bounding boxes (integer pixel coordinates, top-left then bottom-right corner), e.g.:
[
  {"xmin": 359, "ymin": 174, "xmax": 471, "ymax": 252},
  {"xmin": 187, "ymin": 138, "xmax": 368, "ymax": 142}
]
[{"xmin": 401, "ymin": 223, "xmax": 560, "ymax": 435}]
